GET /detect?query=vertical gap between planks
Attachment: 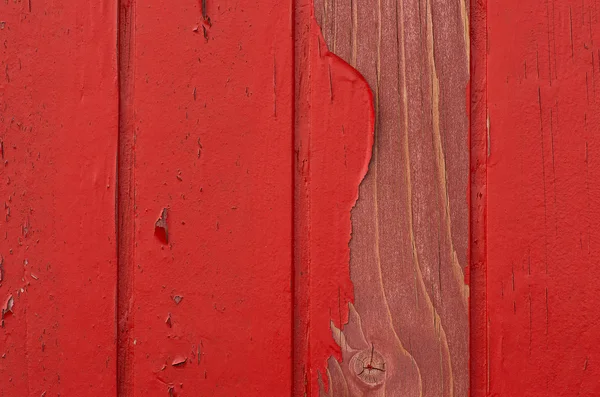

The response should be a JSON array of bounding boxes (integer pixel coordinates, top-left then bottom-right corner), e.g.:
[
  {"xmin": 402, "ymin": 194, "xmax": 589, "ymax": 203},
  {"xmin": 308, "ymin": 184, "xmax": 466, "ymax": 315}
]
[
  {"xmin": 470, "ymin": 0, "xmax": 488, "ymax": 394},
  {"xmin": 116, "ymin": 0, "xmax": 136, "ymax": 396},
  {"xmin": 291, "ymin": 0, "xmax": 297, "ymax": 396},
  {"xmin": 292, "ymin": 0, "xmax": 312, "ymax": 395}
]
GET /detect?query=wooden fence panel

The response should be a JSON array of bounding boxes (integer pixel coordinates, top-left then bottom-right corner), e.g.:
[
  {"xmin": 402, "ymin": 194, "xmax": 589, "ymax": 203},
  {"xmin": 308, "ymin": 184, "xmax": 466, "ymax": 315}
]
[
  {"xmin": 0, "ymin": 0, "xmax": 119, "ymax": 396},
  {"xmin": 306, "ymin": 0, "xmax": 470, "ymax": 396},
  {"xmin": 119, "ymin": 1, "xmax": 294, "ymax": 396},
  {"xmin": 6, "ymin": 0, "xmax": 600, "ymax": 396},
  {"xmin": 487, "ymin": 0, "xmax": 600, "ymax": 395}
]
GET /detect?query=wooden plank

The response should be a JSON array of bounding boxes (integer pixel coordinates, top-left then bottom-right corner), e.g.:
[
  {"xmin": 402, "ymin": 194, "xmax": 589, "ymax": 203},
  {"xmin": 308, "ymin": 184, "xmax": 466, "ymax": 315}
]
[
  {"xmin": 486, "ymin": 0, "xmax": 600, "ymax": 395},
  {"xmin": 304, "ymin": 0, "xmax": 470, "ymax": 395},
  {"xmin": 0, "ymin": 0, "xmax": 118, "ymax": 396},
  {"xmin": 293, "ymin": 3, "xmax": 375, "ymax": 396},
  {"xmin": 121, "ymin": 0, "xmax": 294, "ymax": 395}
]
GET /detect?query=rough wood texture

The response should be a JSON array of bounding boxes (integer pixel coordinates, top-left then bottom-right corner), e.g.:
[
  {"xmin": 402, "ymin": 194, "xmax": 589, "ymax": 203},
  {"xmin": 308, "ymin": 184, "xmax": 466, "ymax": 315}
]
[
  {"xmin": 486, "ymin": 0, "xmax": 600, "ymax": 395},
  {"xmin": 313, "ymin": 0, "xmax": 470, "ymax": 396}
]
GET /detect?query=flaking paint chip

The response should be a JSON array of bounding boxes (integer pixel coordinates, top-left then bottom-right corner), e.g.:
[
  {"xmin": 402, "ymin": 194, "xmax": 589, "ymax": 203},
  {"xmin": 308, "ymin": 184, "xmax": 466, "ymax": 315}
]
[
  {"xmin": 173, "ymin": 295, "xmax": 183, "ymax": 305},
  {"xmin": 2, "ymin": 295, "xmax": 14, "ymax": 317},
  {"xmin": 155, "ymin": 208, "xmax": 169, "ymax": 244},
  {"xmin": 166, "ymin": 312, "xmax": 172, "ymax": 327},
  {"xmin": 172, "ymin": 356, "xmax": 187, "ymax": 367}
]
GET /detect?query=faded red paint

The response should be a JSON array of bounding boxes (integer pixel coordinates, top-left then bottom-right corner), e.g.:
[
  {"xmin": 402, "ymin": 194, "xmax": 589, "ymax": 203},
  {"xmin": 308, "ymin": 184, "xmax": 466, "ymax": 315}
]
[{"xmin": 312, "ymin": 0, "xmax": 470, "ymax": 395}]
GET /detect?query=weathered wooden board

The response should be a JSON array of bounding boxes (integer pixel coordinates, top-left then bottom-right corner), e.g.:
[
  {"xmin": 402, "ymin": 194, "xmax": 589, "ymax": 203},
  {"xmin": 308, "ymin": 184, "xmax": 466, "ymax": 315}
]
[
  {"xmin": 486, "ymin": 0, "xmax": 600, "ymax": 395},
  {"xmin": 0, "ymin": 0, "xmax": 119, "ymax": 395},
  {"xmin": 8, "ymin": 0, "xmax": 600, "ymax": 396},
  {"xmin": 301, "ymin": 0, "xmax": 471, "ymax": 396},
  {"xmin": 119, "ymin": 0, "xmax": 294, "ymax": 396},
  {"xmin": 293, "ymin": 2, "xmax": 374, "ymax": 396}
]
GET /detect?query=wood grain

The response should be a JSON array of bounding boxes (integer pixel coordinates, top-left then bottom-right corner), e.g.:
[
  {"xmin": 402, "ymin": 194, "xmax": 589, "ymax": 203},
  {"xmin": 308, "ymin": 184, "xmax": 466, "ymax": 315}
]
[
  {"xmin": 313, "ymin": 0, "xmax": 470, "ymax": 395},
  {"xmin": 293, "ymin": 5, "xmax": 375, "ymax": 396}
]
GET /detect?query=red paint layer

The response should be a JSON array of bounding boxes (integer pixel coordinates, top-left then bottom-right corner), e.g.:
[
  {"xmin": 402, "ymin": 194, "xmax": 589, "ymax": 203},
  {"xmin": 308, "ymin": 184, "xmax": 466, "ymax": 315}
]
[
  {"xmin": 0, "ymin": 0, "xmax": 118, "ymax": 395},
  {"xmin": 294, "ymin": 3, "xmax": 374, "ymax": 395},
  {"xmin": 126, "ymin": 1, "xmax": 294, "ymax": 395},
  {"xmin": 487, "ymin": 0, "xmax": 600, "ymax": 395}
]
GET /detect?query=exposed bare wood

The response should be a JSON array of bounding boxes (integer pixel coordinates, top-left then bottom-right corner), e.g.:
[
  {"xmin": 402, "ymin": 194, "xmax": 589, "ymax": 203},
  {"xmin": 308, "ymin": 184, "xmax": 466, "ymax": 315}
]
[{"xmin": 314, "ymin": 0, "xmax": 470, "ymax": 395}]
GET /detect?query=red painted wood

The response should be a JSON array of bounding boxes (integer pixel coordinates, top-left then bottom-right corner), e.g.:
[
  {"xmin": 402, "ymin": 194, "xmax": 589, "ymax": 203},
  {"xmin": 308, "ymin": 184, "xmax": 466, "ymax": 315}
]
[
  {"xmin": 8, "ymin": 1, "xmax": 600, "ymax": 396},
  {"xmin": 0, "ymin": 0, "xmax": 118, "ymax": 396},
  {"xmin": 121, "ymin": 1, "xmax": 294, "ymax": 395},
  {"xmin": 294, "ymin": 3, "xmax": 374, "ymax": 395},
  {"xmin": 486, "ymin": 0, "xmax": 600, "ymax": 395},
  {"xmin": 311, "ymin": 0, "xmax": 470, "ymax": 396}
]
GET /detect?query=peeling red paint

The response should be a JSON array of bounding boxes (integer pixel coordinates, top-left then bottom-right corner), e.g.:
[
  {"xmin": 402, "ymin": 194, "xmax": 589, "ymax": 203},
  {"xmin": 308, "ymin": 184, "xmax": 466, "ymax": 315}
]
[
  {"xmin": 5, "ymin": 0, "xmax": 599, "ymax": 395},
  {"xmin": 171, "ymin": 356, "xmax": 187, "ymax": 367},
  {"xmin": 294, "ymin": 3, "xmax": 374, "ymax": 394},
  {"xmin": 1, "ymin": 0, "xmax": 119, "ymax": 395},
  {"xmin": 123, "ymin": 0, "xmax": 296, "ymax": 395},
  {"xmin": 155, "ymin": 208, "xmax": 170, "ymax": 244},
  {"xmin": 486, "ymin": 0, "xmax": 600, "ymax": 395}
]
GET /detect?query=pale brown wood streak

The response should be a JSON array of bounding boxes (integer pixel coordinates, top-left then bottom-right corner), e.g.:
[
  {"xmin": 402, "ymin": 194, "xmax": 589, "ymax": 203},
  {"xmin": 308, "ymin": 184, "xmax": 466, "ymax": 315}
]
[{"xmin": 314, "ymin": 0, "xmax": 470, "ymax": 396}]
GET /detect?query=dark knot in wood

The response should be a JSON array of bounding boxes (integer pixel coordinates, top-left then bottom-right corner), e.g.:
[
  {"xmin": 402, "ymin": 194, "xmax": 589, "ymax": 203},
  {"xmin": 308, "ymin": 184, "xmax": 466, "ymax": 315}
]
[{"xmin": 350, "ymin": 345, "xmax": 386, "ymax": 387}]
